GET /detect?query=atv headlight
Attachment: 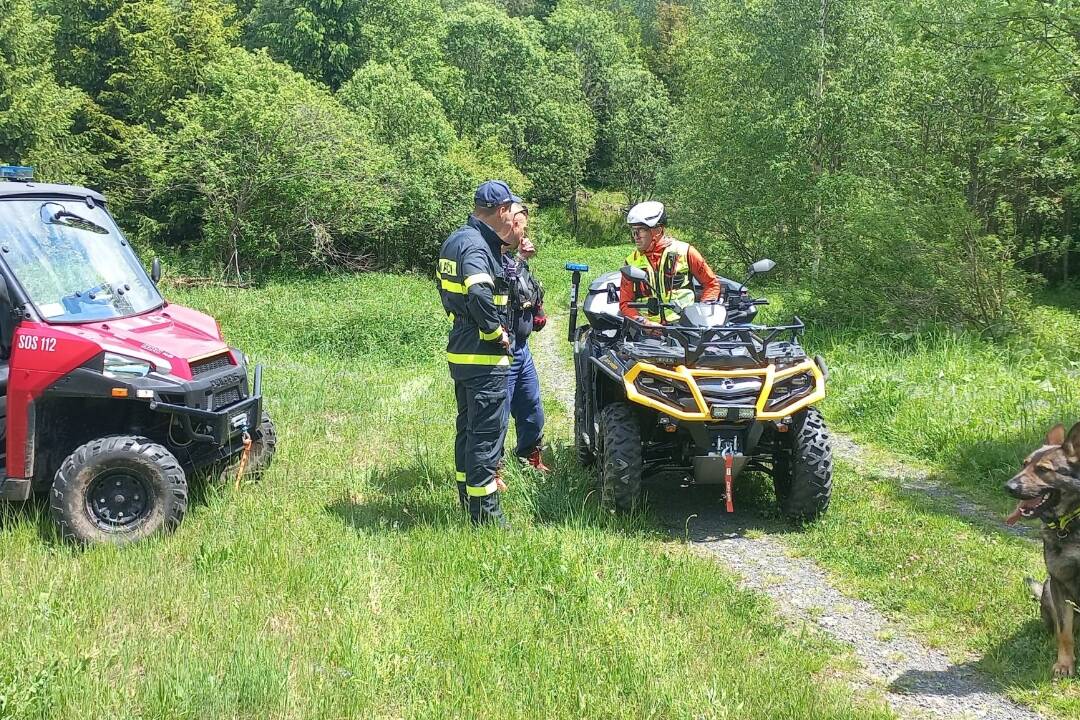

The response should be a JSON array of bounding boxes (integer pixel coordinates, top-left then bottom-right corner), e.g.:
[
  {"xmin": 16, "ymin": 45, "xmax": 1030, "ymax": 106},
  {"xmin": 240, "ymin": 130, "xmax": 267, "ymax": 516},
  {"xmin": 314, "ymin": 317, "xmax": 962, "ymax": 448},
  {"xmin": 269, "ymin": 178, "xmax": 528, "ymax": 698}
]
[
  {"xmin": 766, "ymin": 372, "xmax": 815, "ymax": 411},
  {"xmin": 635, "ymin": 373, "xmax": 696, "ymax": 412},
  {"xmin": 103, "ymin": 352, "xmax": 152, "ymax": 379}
]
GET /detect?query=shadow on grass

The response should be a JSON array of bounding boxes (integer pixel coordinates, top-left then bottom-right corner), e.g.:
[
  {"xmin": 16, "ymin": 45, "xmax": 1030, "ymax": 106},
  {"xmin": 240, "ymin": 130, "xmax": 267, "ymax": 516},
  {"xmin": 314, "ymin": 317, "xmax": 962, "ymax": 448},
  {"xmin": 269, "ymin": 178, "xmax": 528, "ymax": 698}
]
[
  {"xmin": 325, "ymin": 460, "xmax": 460, "ymax": 533},
  {"xmin": 888, "ymin": 618, "xmax": 1059, "ymax": 700},
  {"xmin": 531, "ymin": 442, "xmax": 802, "ymax": 541},
  {"xmin": 0, "ymin": 492, "xmax": 57, "ymax": 543},
  {"xmin": 325, "ymin": 439, "xmax": 807, "ymax": 543}
]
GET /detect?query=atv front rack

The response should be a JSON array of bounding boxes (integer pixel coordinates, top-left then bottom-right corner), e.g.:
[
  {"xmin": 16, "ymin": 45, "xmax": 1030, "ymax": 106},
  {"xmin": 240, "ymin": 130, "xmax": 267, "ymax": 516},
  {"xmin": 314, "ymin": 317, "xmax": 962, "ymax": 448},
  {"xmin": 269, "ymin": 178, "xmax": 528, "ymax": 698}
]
[{"xmin": 619, "ymin": 316, "xmax": 806, "ymax": 366}]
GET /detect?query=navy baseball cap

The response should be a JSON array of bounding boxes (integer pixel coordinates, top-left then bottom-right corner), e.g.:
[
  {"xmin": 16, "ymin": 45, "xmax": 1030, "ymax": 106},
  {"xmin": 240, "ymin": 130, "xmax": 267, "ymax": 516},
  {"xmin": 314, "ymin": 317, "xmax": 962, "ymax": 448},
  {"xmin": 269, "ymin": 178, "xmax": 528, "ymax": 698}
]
[{"xmin": 474, "ymin": 180, "xmax": 522, "ymax": 208}]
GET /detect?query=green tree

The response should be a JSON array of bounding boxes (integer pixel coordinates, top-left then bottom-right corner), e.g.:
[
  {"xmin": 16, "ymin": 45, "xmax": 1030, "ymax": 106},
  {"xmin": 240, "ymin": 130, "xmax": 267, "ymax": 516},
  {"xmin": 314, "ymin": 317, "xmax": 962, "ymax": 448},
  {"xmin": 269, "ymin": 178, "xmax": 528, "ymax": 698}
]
[
  {"xmin": 244, "ymin": 0, "xmax": 446, "ymax": 89},
  {"xmin": 0, "ymin": 0, "xmax": 99, "ymax": 182},
  {"xmin": 338, "ymin": 63, "xmax": 456, "ymax": 151},
  {"xmin": 604, "ymin": 65, "xmax": 674, "ymax": 204},
  {"xmin": 545, "ymin": 1, "xmax": 671, "ymax": 198},
  {"xmin": 48, "ymin": 0, "xmax": 237, "ymax": 124},
  {"xmin": 442, "ymin": 3, "xmax": 595, "ymax": 202}
]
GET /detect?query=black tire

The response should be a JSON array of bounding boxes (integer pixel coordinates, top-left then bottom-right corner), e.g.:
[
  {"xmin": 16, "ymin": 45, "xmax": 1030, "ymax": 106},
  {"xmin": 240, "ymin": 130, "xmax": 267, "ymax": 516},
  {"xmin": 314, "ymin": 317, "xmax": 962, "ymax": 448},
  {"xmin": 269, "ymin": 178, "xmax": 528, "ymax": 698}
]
[
  {"xmin": 218, "ymin": 412, "xmax": 277, "ymax": 484},
  {"xmin": 599, "ymin": 402, "xmax": 643, "ymax": 512},
  {"xmin": 50, "ymin": 436, "xmax": 187, "ymax": 545},
  {"xmin": 773, "ymin": 407, "xmax": 832, "ymax": 522},
  {"xmin": 574, "ymin": 378, "xmax": 595, "ymax": 467}
]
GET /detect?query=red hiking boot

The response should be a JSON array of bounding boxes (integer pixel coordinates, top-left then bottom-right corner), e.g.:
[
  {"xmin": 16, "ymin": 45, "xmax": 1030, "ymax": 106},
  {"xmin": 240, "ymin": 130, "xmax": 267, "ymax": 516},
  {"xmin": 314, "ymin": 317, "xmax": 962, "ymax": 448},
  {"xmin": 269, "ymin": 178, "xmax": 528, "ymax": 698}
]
[{"xmin": 524, "ymin": 447, "xmax": 550, "ymax": 473}]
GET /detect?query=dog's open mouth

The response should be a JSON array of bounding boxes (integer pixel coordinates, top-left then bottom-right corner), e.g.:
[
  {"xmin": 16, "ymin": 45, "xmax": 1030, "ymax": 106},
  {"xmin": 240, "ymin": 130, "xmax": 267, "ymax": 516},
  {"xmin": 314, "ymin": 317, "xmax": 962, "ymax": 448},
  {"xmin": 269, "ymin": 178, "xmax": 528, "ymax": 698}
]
[{"xmin": 1005, "ymin": 491, "xmax": 1054, "ymax": 526}]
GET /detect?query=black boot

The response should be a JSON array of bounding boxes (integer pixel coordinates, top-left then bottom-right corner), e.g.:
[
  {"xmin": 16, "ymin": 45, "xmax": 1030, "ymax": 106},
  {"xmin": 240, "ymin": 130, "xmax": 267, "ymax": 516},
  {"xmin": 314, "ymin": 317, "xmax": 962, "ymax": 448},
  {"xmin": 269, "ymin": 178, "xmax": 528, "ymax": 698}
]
[
  {"xmin": 457, "ymin": 482, "xmax": 468, "ymax": 512},
  {"xmin": 469, "ymin": 492, "xmax": 508, "ymax": 528}
]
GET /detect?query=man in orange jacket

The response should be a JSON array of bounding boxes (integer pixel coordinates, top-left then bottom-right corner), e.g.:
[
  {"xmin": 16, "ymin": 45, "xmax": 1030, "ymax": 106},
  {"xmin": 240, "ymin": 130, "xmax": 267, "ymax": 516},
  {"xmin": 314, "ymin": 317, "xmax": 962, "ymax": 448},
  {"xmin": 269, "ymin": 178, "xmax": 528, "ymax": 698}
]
[{"xmin": 619, "ymin": 201, "xmax": 722, "ymax": 324}]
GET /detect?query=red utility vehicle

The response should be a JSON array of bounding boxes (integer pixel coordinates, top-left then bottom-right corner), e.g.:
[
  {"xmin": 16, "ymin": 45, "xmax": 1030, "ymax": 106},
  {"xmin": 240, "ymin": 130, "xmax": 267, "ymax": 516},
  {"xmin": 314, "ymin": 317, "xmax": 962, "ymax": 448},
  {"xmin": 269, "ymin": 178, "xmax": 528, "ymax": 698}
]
[{"xmin": 0, "ymin": 167, "xmax": 274, "ymax": 544}]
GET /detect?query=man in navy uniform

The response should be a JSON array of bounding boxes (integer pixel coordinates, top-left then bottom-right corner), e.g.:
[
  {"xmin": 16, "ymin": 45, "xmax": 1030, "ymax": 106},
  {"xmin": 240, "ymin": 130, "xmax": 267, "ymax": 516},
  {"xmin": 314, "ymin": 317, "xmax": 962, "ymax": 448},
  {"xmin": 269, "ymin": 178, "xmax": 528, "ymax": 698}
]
[{"xmin": 436, "ymin": 181, "xmax": 520, "ymax": 526}]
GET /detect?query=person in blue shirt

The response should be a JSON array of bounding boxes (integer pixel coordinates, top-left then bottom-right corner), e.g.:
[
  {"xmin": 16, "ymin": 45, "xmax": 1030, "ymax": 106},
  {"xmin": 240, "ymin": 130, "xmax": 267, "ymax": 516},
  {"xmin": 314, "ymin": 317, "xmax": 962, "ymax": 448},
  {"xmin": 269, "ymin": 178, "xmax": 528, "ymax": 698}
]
[{"xmin": 503, "ymin": 203, "xmax": 549, "ymax": 473}]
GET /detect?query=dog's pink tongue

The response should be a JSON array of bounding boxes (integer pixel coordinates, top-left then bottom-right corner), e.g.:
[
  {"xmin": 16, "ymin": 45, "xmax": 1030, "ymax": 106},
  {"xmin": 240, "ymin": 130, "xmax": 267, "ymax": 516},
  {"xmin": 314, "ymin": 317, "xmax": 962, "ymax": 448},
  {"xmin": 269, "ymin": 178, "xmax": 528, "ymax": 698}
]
[{"xmin": 1005, "ymin": 503, "xmax": 1024, "ymax": 526}]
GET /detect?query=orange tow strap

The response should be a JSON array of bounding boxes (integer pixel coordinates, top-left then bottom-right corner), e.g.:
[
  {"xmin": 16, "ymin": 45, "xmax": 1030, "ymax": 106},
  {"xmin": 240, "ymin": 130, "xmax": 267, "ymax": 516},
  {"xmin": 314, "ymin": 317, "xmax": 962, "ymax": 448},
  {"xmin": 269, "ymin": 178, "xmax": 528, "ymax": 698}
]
[
  {"xmin": 723, "ymin": 451, "xmax": 734, "ymax": 513},
  {"xmin": 234, "ymin": 431, "xmax": 253, "ymax": 490}
]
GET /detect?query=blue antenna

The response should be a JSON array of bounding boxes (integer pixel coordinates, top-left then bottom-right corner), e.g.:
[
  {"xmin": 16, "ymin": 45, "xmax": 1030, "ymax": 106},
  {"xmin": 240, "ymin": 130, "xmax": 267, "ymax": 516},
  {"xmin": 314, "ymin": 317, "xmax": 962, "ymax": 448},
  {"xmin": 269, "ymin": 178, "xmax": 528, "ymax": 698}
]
[{"xmin": 0, "ymin": 166, "xmax": 33, "ymax": 181}]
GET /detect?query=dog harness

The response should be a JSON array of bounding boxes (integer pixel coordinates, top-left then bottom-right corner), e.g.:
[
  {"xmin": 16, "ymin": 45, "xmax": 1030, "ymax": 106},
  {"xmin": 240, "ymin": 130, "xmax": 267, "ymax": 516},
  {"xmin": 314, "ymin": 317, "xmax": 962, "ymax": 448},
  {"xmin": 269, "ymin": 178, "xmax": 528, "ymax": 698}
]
[{"xmin": 1046, "ymin": 504, "xmax": 1080, "ymax": 536}]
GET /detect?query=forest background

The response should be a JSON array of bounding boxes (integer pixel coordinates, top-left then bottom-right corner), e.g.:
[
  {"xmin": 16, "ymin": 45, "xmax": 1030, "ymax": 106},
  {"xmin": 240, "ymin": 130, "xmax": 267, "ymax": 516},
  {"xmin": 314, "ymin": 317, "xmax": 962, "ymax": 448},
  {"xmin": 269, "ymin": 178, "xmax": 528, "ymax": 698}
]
[{"xmin": 3, "ymin": 0, "xmax": 1080, "ymax": 334}]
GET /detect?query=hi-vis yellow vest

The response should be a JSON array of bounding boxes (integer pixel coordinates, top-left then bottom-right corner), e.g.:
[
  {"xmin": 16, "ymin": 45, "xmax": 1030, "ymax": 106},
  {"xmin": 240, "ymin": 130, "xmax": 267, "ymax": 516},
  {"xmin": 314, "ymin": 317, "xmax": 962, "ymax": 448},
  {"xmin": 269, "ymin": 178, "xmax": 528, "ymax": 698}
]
[{"xmin": 626, "ymin": 238, "xmax": 696, "ymax": 324}]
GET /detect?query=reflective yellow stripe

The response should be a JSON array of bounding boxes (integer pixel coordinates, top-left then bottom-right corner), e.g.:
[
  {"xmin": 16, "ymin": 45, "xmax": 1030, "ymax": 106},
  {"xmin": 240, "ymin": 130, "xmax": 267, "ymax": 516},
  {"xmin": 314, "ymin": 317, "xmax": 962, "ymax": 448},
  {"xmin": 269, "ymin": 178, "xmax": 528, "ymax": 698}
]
[
  {"xmin": 441, "ymin": 278, "xmax": 466, "ymax": 294},
  {"xmin": 464, "ymin": 273, "xmax": 493, "ymax": 288},
  {"xmin": 447, "ymin": 352, "xmax": 511, "ymax": 366},
  {"xmin": 447, "ymin": 312, "xmax": 455, "ymax": 322},
  {"xmin": 455, "ymin": 471, "xmax": 466, "ymax": 483},
  {"xmin": 466, "ymin": 480, "xmax": 499, "ymax": 497},
  {"xmin": 479, "ymin": 327, "xmax": 502, "ymax": 341},
  {"xmin": 493, "ymin": 294, "xmax": 508, "ymax": 305}
]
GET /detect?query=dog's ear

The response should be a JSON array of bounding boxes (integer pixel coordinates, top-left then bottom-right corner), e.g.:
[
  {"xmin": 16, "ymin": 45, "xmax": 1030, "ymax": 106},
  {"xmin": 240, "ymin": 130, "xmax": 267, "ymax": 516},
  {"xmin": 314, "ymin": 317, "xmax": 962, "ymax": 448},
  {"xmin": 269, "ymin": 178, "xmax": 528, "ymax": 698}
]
[
  {"xmin": 1062, "ymin": 422, "xmax": 1080, "ymax": 464},
  {"xmin": 1047, "ymin": 424, "xmax": 1066, "ymax": 446}
]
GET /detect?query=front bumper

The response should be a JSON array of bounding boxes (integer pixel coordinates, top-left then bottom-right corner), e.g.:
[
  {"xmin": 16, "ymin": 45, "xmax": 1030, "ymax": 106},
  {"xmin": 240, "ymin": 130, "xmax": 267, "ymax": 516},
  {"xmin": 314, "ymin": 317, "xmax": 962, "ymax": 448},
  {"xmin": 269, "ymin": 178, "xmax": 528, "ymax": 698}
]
[
  {"xmin": 149, "ymin": 364, "xmax": 264, "ymax": 444},
  {"xmin": 624, "ymin": 357, "xmax": 826, "ymax": 422}
]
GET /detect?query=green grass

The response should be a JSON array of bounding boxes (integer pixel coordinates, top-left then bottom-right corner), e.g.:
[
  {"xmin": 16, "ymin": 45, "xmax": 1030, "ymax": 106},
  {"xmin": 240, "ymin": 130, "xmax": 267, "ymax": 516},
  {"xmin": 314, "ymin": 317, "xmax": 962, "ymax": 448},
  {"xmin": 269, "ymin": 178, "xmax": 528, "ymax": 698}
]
[{"xmin": 0, "ymin": 271, "xmax": 892, "ymax": 719}]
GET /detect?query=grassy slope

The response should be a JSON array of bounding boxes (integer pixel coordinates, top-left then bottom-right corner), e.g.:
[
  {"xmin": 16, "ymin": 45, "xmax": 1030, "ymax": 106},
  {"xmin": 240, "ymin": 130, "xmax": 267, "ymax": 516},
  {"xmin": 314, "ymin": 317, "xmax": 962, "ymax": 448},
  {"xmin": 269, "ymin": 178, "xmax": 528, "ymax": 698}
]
[{"xmin": 0, "ymin": 274, "xmax": 890, "ymax": 719}]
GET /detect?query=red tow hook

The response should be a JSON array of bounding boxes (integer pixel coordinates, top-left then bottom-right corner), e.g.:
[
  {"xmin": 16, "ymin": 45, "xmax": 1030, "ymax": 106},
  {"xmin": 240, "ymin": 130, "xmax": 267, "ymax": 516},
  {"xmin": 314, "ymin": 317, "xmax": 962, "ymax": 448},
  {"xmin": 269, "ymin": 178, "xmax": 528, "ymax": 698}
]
[{"xmin": 722, "ymin": 448, "xmax": 734, "ymax": 513}]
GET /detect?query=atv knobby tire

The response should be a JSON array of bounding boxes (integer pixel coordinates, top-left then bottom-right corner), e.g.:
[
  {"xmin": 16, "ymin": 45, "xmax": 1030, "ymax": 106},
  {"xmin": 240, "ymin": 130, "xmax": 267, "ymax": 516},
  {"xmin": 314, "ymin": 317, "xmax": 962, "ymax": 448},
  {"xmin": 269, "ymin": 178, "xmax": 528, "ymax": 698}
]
[
  {"xmin": 773, "ymin": 407, "xmax": 832, "ymax": 521},
  {"xmin": 599, "ymin": 402, "xmax": 642, "ymax": 512},
  {"xmin": 574, "ymin": 377, "xmax": 595, "ymax": 467},
  {"xmin": 51, "ymin": 436, "xmax": 187, "ymax": 545},
  {"xmin": 217, "ymin": 411, "xmax": 278, "ymax": 484}
]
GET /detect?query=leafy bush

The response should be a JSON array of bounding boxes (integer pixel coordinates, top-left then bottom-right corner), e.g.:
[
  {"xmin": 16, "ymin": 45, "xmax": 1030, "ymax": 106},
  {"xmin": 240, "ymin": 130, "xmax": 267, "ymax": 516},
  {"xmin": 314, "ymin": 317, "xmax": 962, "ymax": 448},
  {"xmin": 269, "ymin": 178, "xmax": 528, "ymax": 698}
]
[{"xmin": 151, "ymin": 48, "xmax": 400, "ymax": 276}]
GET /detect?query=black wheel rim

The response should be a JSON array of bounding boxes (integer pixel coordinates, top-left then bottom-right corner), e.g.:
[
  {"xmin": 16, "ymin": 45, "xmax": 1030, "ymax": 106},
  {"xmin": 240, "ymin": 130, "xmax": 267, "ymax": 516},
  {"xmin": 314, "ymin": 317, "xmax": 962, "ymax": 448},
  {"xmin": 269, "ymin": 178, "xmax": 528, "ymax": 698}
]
[{"xmin": 86, "ymin": 471, "xmax": 153, "ymax": 529}]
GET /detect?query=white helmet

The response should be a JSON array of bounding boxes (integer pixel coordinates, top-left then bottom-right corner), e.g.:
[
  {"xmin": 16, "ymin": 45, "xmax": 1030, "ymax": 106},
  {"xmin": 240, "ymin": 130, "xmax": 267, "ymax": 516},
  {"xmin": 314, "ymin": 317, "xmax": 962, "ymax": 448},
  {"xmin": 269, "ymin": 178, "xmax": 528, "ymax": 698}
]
[{"xmin": 626, "ymin": 200, "xmax": 667, "ymax": 228}]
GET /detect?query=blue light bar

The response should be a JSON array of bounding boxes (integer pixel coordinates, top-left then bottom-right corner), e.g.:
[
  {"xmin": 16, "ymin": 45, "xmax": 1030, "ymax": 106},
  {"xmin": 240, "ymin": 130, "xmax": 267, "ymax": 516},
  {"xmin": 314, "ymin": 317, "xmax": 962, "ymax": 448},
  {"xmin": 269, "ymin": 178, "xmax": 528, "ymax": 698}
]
[
  {"xmin": 565, "ymin": 262, "xmax": 589, "ymax": 272},
  {"xmin": 0, "ymin": 166, "xmax": 33, "ymax": 181}
]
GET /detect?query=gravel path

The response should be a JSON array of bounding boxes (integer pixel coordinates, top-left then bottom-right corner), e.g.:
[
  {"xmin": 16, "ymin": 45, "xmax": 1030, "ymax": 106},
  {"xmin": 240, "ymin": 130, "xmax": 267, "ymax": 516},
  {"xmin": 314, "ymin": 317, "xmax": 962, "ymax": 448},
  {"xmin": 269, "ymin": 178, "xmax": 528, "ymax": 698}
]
[{"xmin": 531, "ymin": 314, "xmax": 1045, "ymax": 720}]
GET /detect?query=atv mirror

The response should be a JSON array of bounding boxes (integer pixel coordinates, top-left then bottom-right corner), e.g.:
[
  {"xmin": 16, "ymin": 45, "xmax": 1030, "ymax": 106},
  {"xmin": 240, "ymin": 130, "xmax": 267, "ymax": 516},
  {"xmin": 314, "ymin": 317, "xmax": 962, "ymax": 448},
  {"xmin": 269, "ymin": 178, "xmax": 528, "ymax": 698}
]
[
  {"xmin": 621, "ymin": 264, "xmax": 649, "ymax": 284},
  {"xmin": 646, "ymin": 297, "xmax": 660, "ymax": 317},
  {"xmin": 750, "ymin": 259, "xmax": 776, "ymax": 275},
  {"xmin": 151, "ymin": 258, "xmax": 161, "ymax": 284}
]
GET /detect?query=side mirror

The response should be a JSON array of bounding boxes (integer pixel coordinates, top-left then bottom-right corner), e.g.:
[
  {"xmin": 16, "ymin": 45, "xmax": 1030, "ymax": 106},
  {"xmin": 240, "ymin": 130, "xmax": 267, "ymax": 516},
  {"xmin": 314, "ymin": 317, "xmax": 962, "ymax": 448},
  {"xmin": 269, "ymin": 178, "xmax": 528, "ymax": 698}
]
[
  {"xmin": 750, "ymin": 258, "xmax": 776, "ymax": 275},
  {"xmin": 646, "ymin": 297, "xmax": 660, "ymax": 317},
  {"xmin": 151, "ymin": 258, "xmax": 161, "ymax": 284},
  {"xmin": 621, "ymin": 264, "xmax": 649, "ymax": 284}
]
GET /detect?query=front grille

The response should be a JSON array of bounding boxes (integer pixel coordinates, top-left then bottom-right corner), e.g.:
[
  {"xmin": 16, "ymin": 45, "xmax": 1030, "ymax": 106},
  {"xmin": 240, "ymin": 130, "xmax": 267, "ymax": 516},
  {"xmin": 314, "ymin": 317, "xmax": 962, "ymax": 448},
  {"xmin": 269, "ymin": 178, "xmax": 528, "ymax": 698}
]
[
  {"xmin": 697, "ymin": 377, "xmax": 763, "ymax": 407},
  {"xmin": 212, "ymin": 387, "xmax": 241, "ymax": 410},
  {"xmin": 191, "ymin": 352, "xmax": 233, "ymax": 378}
]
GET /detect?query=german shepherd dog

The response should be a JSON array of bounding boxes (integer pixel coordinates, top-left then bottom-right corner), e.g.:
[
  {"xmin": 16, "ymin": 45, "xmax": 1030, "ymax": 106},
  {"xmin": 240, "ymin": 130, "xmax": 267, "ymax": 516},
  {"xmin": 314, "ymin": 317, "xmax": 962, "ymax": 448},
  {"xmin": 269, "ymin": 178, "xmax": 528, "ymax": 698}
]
[{"xmin": 1005, "ymin": 423, "xmax": 1080, "ymax": 678}]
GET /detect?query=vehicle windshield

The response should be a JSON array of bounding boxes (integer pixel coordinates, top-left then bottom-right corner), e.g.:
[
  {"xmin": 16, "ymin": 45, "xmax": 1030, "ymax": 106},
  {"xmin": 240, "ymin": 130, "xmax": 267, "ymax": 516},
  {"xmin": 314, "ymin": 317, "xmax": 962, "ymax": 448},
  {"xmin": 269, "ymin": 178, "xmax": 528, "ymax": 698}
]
[{"xmin": 0, "ymin": 198, "xmax": 162, "ymax": 322}]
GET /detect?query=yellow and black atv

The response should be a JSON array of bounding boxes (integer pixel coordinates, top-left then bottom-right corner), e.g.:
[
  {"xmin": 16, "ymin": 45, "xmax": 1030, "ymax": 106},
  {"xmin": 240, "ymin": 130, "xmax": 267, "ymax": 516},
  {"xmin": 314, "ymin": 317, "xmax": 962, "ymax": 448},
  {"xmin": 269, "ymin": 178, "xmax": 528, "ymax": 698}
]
[{"xmin": 565, "ymin": 259, "xmax": 831, "ymax": 520}]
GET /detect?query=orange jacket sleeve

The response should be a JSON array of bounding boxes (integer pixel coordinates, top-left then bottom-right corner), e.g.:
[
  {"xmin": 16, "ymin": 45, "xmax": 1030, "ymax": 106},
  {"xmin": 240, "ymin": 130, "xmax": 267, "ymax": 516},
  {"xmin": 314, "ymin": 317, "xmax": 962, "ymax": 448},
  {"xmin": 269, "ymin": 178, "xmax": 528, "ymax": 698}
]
[
  {"xmin": 687, "ymin": 245, "xmax": 722, "ymax": 301},
  {"xmin": 619, "ymin": 275, "xmax": 640, "ymax": 320}
]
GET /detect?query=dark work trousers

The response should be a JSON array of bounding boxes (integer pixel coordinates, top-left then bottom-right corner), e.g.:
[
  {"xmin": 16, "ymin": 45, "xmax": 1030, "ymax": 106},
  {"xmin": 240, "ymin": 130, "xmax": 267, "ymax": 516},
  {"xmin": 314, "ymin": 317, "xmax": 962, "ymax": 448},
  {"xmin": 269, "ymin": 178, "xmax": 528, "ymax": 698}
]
[
  {"xmin": 453, "ymin": 373, "xmax": 510, "ymax": 524},
  {"xmin": 506, "ymin": 343, "xmax": 544, "ymax": 457}
]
